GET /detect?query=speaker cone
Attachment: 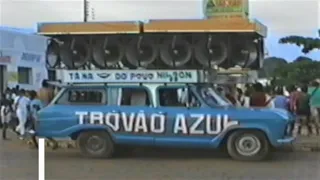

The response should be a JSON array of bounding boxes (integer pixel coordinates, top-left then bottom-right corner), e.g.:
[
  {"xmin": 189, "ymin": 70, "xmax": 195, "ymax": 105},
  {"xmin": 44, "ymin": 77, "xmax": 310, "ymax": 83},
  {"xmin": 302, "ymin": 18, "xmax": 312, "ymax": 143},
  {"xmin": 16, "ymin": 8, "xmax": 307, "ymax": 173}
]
[
  {"xmin": 231, "ymin": 40, "xmax": 258, "ymax": 67},
  {"xmin": 92, "ymin": 37, "xmax": 124, "ymax": 68},
  {"xmin": 160, "ymin": 35, "xmax": 192, "ymax": 67},
  {"xmin": 125, "ymin": 36, "xmax": 158, "ymax": 68},
  {"xmin": 194, "ymin": 35, "xmax": 227, "ymax": 67},
  {"xmin": 59, "ymin": 37, "xmax": 90, "ymax": 69},
  {"xmin": 46, "ymin": 39, "xmax": 60, "ymax": 68}
]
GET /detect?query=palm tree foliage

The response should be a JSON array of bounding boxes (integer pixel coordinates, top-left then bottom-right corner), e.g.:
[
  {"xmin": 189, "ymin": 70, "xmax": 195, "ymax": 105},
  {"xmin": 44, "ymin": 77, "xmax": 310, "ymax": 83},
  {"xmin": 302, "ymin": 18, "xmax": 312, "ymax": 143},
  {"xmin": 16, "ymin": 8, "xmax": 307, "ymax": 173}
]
[{"xmin": 279, "ymin": 29, "xmax": 320, "ymax": 53}]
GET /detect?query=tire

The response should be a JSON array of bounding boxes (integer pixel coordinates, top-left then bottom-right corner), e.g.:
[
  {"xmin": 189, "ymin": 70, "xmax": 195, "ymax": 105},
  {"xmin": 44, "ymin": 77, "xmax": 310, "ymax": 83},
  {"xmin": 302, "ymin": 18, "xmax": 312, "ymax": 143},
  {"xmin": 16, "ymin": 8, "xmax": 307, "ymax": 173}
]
[
  {"xmin": 77, "ymin": 131, "xmax": 115, "ymax": 158},
  {"xmin": 227, "ymin": 130, "xmax": 270, "ymax": 161}
]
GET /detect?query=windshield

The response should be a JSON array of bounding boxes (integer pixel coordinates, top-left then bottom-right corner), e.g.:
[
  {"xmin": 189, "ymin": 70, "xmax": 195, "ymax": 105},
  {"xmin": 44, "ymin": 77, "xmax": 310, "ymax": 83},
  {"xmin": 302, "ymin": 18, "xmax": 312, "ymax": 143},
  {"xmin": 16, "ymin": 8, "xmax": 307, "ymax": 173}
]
[{"xmin": 198, "ymin": 86, "xmax": 231, "ymax": 106}]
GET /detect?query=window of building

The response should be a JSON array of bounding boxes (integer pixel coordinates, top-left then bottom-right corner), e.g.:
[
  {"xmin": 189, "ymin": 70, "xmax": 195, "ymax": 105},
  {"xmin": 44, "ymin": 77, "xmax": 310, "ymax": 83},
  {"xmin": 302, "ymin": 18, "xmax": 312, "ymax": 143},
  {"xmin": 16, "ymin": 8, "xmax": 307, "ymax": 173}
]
[
  {"xmin": 47, "ymin": 70, "xmax": 56, "ymax": 81},
  {"xmin": 18, "ymin": 67, "xmax": 32, "ymax": 84},
  {"xmin": 158, "ymin": 86, "xmax": 200, "ymax": 107},
  {"xmin": 55, "ymin": 88, "xmax": 106, "ymax": 105}
]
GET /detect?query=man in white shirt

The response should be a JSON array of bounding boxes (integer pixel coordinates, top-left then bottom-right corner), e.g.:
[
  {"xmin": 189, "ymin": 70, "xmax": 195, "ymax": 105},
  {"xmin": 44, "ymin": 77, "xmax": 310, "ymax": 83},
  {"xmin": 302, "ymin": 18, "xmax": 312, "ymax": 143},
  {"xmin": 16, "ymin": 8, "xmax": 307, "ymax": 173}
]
[{"xmin": 14, "ymin": 89, "xmax": 30, "ymax": 139}]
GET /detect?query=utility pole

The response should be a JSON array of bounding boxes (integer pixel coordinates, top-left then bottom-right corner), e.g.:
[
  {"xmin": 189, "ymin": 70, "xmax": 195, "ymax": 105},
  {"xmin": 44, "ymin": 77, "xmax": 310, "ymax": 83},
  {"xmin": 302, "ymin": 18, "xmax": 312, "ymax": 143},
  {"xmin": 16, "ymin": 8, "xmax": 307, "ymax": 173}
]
[{"xmin": 83, "ymin": 0, "xmax": 88, "ymax": 22}]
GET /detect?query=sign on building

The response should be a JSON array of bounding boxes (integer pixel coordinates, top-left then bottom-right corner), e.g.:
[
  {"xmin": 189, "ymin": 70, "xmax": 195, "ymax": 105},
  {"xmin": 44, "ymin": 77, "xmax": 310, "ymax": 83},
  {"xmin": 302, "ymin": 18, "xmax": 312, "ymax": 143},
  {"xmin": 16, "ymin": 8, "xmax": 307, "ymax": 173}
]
[
  {"xmin": 205, "ymin": 0, "xmax": 249, "ymax": 18},
  {"xmin": 0, "ymin": 50, "xmax": 11, "ymax": 64}
]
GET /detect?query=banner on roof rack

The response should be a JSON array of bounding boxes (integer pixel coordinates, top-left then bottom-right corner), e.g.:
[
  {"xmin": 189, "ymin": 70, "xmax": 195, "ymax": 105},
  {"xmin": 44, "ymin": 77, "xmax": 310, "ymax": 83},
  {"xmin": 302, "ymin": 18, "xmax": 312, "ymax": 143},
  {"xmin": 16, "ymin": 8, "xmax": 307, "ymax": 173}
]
[{"xmin": 61, "ymin": 70, "xmax": 199, "ymax": 83}]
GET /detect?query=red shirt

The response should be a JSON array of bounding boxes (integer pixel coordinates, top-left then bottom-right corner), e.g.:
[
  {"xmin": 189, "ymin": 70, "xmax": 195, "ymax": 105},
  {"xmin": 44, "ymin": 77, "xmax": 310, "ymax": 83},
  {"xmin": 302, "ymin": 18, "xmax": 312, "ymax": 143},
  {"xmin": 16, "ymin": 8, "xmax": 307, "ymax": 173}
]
[
  {"xmin": 250, "ymin": 92, "xmax": 267, "ymax": 107},
  {"xmin": 289, "ymin": 91, "xmax": 302, "ymax": 112}
]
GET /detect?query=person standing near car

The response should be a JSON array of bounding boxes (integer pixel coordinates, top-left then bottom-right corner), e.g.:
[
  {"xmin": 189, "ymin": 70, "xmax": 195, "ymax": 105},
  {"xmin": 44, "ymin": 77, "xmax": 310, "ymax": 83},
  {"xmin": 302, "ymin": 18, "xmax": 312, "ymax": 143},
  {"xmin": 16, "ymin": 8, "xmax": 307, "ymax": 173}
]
[
  {"xmin": 34, "ymin": 87, "xmax": 59, "ymax": 149},
  {"xmin": 294, "ymin": 85, "xmax": 313, "ymax": 136},
  {"xmin": 273, "ymin": 87, "xmax": 289, "ymax": 110},
  {"xmin": 38, "ymin": 80, "xmax": 54, "ymax": 106},
  {"xmin": 0, "ymin": 93, "xmax": 13, "ymax": 140},
  {"xmin": 26, "ymin": 90, "xmax": 44, "ymax": 148},
  {"xmin": 250, "ymin": 83, "xmax": 274, "ymax": 108},
  {"xmin": 14, "ymin": 89, "xmax": 30, "ymax": 139}
]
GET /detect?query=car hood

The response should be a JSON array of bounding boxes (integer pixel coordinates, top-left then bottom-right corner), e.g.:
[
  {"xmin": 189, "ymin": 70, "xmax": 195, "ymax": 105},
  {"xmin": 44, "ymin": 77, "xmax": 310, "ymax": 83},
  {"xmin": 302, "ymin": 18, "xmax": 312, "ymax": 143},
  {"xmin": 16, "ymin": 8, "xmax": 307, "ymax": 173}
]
[
  {"xmin": 223, "ymin": 106, "xmax": 294, "ymax": 122},
  {"xmin": 260, "ymin": 108, "xmax": 295, "ymax": 122}
]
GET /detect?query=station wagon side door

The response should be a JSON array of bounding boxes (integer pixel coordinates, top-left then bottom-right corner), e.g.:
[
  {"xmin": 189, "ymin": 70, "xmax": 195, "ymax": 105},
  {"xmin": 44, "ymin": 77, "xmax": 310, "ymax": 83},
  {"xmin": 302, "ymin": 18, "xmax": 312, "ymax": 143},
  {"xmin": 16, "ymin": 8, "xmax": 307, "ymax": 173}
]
[
  {"xmin": 104, "ymin": 86, "xmax": 156, "ymax": 146},
  {"xmin": 154, "ymin": 86, "xmax": 214, "ymax": 148}
]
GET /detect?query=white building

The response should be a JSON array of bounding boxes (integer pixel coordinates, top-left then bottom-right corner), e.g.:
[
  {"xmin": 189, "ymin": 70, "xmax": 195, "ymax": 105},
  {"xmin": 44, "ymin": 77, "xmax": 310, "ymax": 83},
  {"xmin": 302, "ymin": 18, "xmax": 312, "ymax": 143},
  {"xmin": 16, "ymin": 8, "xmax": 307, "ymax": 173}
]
[{"xmin": 0, "ymin": 26, "xmax": 48, "ymax": 94}]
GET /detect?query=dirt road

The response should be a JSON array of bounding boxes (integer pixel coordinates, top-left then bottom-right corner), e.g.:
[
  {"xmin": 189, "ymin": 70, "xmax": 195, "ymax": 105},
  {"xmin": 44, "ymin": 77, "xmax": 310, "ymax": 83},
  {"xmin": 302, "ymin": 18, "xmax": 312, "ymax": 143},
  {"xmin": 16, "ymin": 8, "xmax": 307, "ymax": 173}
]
[{"xmin": 1, "ymin": 138, "xmax": 320, "ymax": 180}]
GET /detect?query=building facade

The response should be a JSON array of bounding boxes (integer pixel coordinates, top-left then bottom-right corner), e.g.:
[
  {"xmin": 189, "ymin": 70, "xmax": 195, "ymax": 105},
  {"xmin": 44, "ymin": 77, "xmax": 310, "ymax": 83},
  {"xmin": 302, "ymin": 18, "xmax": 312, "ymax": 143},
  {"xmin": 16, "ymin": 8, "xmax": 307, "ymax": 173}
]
[{"xmin": 0, "ymin": 27, "xmax": 48, "ymax": 94}]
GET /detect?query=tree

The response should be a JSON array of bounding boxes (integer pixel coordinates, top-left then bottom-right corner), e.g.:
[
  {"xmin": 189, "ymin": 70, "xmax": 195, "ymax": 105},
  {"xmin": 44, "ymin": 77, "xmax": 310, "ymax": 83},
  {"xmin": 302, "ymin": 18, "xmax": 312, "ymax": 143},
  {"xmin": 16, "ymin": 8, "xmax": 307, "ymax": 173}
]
[
  {"xmin": 294, "ymin": 56, "xmax": 313, "ymax": 62},
  {"xmin": 279, "ymin": 29, "xmax": 320, "ymax": 53},
  {"xmin": 258, "ymin": 57, "xmax": 287, "ymax": 78},
  {"xmin": 272, "ymin": 60, "xmax": 320, "ymax": 86}
]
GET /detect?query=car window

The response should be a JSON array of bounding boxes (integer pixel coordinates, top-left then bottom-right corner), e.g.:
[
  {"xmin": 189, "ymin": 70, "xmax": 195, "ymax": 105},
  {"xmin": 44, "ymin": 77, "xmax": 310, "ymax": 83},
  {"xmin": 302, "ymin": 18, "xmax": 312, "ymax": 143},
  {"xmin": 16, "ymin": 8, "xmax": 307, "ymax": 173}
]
[
  {"xmin": 55, "ymin": 88, "xmax": 106, "ymax": 105},
  {"xmin": 108, "ymin": 87, "xmax": 151, "ymax": 106},
  {"xmin": 198, "ymin": 86, "xmax": 231, "ymax": 106},
  {"xmin": 158, "ymin": 86, "xmax": 200, "ymax": 107}
]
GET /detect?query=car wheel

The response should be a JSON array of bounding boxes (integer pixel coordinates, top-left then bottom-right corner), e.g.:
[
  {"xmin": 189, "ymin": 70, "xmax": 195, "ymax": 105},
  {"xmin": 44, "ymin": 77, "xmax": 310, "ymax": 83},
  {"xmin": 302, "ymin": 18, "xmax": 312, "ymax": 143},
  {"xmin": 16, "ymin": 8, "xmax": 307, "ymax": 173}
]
[
  {"xmin": 77, "ymin": 131, "xmax": 115, "ymax": 158},
  {"xmin": 227, "ymin": 130, "xmax": 270, "ymax": 161}
]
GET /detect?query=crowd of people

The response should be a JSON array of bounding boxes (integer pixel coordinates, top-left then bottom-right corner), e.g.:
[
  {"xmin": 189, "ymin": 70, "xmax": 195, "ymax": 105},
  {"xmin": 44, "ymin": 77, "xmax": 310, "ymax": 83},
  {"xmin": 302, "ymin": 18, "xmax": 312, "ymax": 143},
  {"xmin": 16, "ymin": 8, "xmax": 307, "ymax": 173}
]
[
  {"xmin": 220, "ymin": 81, "xmax": 320, "ymax": 134},
  {"xmin": 0, "ymin": 80, "xmax": 57, "ymax": 148}
]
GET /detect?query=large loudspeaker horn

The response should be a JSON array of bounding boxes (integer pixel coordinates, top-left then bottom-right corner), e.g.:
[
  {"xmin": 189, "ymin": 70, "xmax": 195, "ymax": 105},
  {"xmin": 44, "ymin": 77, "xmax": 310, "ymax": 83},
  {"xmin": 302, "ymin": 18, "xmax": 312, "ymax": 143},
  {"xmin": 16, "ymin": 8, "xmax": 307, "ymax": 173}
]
[
  {"xmin": 46, "ymin": 39, "xmax": 60, "ymax": 68},
  {"xmin": 125, "ymin": 36, "xmax": 158, "ymax": 68},
  {"xmin": 59, "ymin": 37, "xmax": 90, "ymax": 69},
  {"xmin": 92, "ymin": 37, "xmax": 124, "ymax": 68},
  {"xmin": 231, "ymin": 40, "xmax": 258, "ymax": 67},
  {"xmin": 160, "ymin": 35, "xmax": 192, "ymax": 67},
  {"xmin": 194, "ymin": 35, "xmax": 228, "ymax": 67}
]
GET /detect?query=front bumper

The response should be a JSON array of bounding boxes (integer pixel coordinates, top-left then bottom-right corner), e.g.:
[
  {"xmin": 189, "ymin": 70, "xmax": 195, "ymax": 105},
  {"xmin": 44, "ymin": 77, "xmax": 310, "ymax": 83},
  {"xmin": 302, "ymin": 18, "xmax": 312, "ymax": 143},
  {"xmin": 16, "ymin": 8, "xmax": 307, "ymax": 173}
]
[{"xmin": 276, "ymin": 136, "xmax": 295, "ymax": 145}]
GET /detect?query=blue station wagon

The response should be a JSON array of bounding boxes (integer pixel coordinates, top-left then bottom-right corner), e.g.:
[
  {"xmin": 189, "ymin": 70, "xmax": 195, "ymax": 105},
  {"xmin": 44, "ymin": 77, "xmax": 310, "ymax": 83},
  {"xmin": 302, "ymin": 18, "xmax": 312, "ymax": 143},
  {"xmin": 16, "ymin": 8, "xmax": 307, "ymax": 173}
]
[{"xmin": 35, "ymin": 69, "xmax": 295, "ymax": 161}]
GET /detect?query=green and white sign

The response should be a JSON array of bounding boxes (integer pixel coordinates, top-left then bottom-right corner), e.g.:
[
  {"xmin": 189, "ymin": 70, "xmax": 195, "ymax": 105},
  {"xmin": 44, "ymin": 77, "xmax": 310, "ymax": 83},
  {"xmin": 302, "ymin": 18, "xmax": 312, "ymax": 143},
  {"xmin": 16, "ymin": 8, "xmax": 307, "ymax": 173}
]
[{"xmin": 205, "ymin": 0, "xmax": 249, "ymax": 18}]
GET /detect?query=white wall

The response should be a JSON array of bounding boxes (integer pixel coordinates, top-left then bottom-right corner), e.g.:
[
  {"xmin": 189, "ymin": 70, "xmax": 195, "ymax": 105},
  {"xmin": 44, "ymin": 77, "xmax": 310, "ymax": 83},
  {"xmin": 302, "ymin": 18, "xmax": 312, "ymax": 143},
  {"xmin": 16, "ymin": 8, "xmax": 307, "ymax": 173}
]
[{"xmin": 0, "ymin": 28, "xmax": 48, "ymax": 91}]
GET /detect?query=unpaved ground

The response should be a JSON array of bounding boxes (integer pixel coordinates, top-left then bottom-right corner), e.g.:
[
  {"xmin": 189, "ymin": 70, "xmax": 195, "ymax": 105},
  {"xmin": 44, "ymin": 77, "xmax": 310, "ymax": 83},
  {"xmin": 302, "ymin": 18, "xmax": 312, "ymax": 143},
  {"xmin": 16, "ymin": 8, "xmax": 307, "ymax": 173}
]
[{"xmin": 1, "ymin": 138, "xmax": 320, "ymax": 180}]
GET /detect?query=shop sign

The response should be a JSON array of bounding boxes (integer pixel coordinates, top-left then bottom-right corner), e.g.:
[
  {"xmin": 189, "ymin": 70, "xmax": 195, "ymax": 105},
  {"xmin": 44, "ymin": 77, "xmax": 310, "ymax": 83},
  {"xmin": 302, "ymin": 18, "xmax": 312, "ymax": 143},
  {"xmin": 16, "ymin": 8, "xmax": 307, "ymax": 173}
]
[
  {"xmin": 205, "ymin": 0, "xmax": 249, "ymax": 18},
  {"xmin": 0, "ymin": 50, "xmax": 11, "ymax": 64},
  {"xmin": 21, "ymin": 52, "xmax": 41, "ymax": 63}
]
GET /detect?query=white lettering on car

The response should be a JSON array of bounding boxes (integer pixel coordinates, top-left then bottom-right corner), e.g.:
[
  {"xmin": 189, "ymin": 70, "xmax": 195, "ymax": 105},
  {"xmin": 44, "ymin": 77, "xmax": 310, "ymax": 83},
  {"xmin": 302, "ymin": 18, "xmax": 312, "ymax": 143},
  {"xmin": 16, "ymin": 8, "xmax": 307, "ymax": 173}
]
[
  {"xmin": 75, "ymin": 112, "xmax": 238, "ymax": 135},
  {"xmin": 206, "ymin": 114, "xmax": 221, "ymax": 134},
  {"xmin": 121, "ymin": 112, "xmax": 135, "ymax": 132},
  {"xmin": 223, "ymin": 114, "xmax": 238, "ymax": 129},
  {"xmin": 173, "ymin": 114, "xmax": 188, "ymax": 134},
  {"xmin": 189, "ymin": 114, "xmax": 205, "ymax": 134},
  {"xmin": 105, "ymin": 112, "xmax": 120, "ymax": 131},
  {"xmin": 173, "ymin": 114, "xmax": 239, "ymax": 135},
  {"xmin": 76, "ymin": 111, "xmax": 88, "ymax": 124},
  {"xmin": 90, "ymin": 111, "xmax": 104, "ymax": 124},
  {"xmin": 76, "ymin": 111, "xmax": 166, "ymax": 134},
  {"xmin": 134, "ymin": 111, "xmax": 148, "ymax": 133},
  {"xmin": 150, "ymin": 113, "xmax": 166, "ymax": 133}
]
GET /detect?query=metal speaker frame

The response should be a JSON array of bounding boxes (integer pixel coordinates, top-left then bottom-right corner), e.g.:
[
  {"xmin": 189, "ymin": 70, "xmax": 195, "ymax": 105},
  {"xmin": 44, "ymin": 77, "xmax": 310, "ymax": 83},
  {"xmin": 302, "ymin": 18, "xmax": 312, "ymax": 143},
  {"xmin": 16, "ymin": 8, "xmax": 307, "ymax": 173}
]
[
  {"xmin": 45, "ymin": 38, "xmax": 60, "ymax": 68},
  {"xmin": 125, "ymin": 35, "xmax": 159, "ymax": 68},
  {"xmin": 160, "ymin": 35, "xmax": 192, "ymax": 67},
  {"xmin": 92, "ymin": 36, "xmax": 124, "ymax": 68},
  {"xmin": 231, "ymin": 39, "xmax": 259, "ymax": 68},
  {"xmin": 194, "ymin": 35, "xmax": 228, "ymax": 67},
  {"xmin": 59, "ymin": 37, "xmax": 91, "ymax": 69}
]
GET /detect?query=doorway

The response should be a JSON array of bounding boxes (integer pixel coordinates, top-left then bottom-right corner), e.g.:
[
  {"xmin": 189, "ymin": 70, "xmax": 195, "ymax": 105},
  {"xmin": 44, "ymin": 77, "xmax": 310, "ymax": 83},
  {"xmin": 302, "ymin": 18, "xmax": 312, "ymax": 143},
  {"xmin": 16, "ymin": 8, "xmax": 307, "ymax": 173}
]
[{"xmin": 0, "ymin": 65, "xmax": 6, "ymax": 95}]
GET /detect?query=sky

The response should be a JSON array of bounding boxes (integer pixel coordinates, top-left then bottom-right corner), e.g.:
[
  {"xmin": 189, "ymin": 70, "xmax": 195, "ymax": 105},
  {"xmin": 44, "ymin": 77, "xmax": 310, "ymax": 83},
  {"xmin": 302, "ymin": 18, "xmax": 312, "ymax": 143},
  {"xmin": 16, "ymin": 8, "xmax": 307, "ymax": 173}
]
[{"xmin": 0, "ymin": 0, "xmax": 319, "ymax": 61}]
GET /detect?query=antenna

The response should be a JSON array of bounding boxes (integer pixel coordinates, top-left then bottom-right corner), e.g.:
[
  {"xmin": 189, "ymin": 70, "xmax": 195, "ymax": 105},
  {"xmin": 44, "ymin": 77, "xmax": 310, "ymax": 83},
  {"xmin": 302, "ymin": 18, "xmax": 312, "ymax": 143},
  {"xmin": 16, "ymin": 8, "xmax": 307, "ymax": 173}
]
[{"xmin": 83, "ymin": 0, "xmax": 89, "ymax": 22}]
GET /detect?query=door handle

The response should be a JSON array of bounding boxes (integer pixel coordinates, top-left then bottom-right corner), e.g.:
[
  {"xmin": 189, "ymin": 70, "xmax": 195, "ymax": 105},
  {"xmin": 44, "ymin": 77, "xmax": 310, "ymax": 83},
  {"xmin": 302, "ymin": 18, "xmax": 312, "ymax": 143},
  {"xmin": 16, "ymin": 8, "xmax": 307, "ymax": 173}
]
[{"xmin": 157, "ymin": 112, "xmax": 167, "ymax": 115}]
